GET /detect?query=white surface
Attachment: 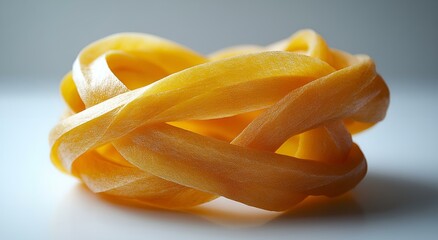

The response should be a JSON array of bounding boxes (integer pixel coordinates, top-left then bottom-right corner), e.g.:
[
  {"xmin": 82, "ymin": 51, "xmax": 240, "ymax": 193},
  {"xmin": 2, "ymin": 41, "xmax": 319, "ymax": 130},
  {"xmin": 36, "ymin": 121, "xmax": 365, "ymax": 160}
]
[{"xmin": 0, "ymin": 79, "xmax": 437, "ymax": 239}]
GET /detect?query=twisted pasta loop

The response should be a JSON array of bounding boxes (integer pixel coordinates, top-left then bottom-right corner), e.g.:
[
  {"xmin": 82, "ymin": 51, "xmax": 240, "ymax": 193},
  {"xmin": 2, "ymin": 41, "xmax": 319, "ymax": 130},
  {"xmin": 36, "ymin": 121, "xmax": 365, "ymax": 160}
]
[{"xmin": 50, "ymin": 29, "xmax": 389, "ymax": 211}]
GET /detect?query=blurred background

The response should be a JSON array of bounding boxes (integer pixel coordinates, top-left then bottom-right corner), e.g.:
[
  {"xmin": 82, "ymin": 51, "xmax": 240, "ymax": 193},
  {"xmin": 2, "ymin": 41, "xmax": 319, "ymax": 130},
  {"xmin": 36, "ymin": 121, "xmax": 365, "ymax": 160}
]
[
  {"xmin": 1, "ymin": 1, "xmax": 437, "ymax": 239},
  {"xmin": 1, "ymin": 0, "xmax": 437, "ymax": 86}
]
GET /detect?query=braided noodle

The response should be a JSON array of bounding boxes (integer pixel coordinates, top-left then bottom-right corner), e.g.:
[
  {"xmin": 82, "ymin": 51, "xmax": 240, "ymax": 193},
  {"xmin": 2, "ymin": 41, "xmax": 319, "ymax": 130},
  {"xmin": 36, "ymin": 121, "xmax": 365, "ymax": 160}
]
[{"xmin": 49, "ymin": 29, "xmax": 389, "ymax": 211}]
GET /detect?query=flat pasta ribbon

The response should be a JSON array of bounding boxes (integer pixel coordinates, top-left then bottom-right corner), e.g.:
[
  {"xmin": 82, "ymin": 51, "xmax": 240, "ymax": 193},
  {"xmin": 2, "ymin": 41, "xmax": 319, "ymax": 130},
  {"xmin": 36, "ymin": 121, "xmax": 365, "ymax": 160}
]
[{"xmin": 49, "ymin": 29, "xmax": 389, "ymax": 211}]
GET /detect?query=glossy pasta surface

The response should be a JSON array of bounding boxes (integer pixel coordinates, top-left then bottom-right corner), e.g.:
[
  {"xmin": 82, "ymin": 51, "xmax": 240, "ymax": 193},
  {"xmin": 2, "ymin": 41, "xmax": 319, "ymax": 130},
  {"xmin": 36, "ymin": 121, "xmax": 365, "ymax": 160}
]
[{"xmin": 50, "ymin": 30, "xmax": 389, "ymax": 211}]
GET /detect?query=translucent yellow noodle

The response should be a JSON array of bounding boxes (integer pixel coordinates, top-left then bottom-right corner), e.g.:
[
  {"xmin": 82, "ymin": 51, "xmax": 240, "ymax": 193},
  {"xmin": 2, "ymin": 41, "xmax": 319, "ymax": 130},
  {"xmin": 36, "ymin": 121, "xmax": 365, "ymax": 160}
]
[{"xmin": 49, "ymin": 29, "xmax": 389, "ymax": 211}]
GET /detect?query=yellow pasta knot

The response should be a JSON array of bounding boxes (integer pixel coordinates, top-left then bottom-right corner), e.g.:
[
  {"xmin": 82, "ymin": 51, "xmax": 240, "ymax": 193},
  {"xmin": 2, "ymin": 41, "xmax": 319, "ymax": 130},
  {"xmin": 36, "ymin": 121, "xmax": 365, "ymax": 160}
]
[{"xmin": 49, "ymin": 29, "xmax": 389, "ymax": 211}]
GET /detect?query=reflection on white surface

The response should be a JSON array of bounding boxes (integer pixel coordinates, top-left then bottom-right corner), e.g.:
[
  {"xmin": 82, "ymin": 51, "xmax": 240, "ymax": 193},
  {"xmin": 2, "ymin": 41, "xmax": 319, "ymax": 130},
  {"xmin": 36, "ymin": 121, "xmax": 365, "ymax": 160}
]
[
  {"xmin": 1, "ymin": 79, "xmax": 438, "ymax": 239},
  {"xmin": 50, "ymin": 173, "xmax": 438, "ymax": 240}
]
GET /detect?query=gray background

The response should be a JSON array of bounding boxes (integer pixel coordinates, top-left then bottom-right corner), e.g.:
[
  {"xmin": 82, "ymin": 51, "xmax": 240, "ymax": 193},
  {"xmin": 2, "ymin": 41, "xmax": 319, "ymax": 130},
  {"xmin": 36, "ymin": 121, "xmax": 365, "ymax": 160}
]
[
  {"xmin": 1, "ymin": 1, "xmax": 438, "ymax": 240},
  {"xmin": 1, "ymin": 0, "xmax": 437, "ymax": 86}
]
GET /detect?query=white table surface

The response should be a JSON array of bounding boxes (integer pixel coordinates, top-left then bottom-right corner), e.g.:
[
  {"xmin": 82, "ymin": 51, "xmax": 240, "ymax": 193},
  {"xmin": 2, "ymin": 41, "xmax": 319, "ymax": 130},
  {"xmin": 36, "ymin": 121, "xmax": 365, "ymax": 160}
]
[{"xmin": 1, "ymin": 78, "xmax": 437, "ymax": 239}]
